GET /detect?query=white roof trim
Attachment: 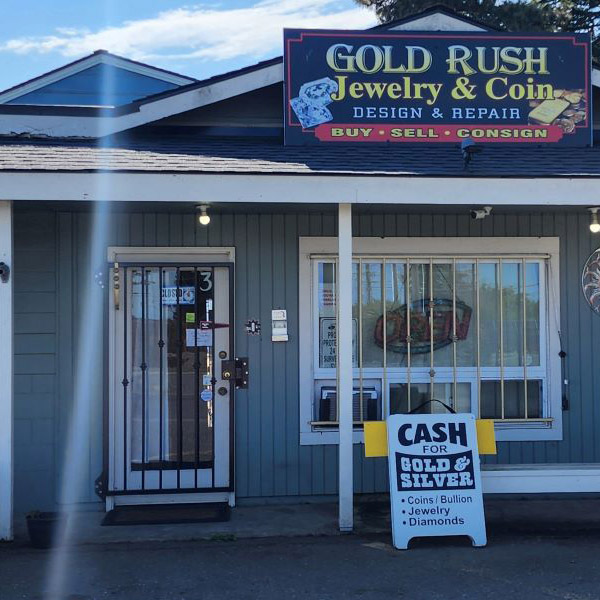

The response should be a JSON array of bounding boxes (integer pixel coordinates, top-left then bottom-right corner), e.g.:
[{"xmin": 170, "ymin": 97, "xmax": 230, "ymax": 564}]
[
  {"xmin": 0, "ymin": 52, "xmax": 195, "ymax": 105},
  {"xmin": 101, "ymin": 54, "xmax": 196, "ymax": 85},
  {"xmin": 0, "ymin": 171, "xmax": 599, "ymax": 205},
  {"xmin": 388, "ymin": 12, "xmax": 487, "ymax": 32}
]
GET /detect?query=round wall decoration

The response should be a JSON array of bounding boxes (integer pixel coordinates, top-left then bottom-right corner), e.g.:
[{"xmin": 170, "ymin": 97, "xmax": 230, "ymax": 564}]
[{"xmin": 582, "ymin": 249, "xmax": 600, "ymax": 314}]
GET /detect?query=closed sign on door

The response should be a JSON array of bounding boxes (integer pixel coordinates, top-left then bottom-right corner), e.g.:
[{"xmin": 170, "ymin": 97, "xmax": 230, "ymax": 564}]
[
  {"xmin": 162, "ymin": 286, "xmax": 195, "ymax": 305},
  {"xmin": 386, "ymin": 413, "xmax": 487, "ymax": 550}
]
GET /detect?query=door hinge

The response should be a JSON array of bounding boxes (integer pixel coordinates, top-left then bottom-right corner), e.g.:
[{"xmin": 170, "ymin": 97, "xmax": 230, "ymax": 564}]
[
  {"xmin": 113, "ymin": 261, "xmax": 120, "ymax": 310},
  {"xmin": 94, "ymin": 470, "xmax": 108, "ymax": 500}
]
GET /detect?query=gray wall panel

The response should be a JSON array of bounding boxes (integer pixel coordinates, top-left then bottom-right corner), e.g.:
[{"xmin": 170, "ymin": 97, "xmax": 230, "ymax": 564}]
[
  {"xmin": 13, "ymin": 204, "xmax": 600, "ymax": 511},
  {"xmin": 13, "ymin": 210, "xmax": 58, "ymax": 512}
]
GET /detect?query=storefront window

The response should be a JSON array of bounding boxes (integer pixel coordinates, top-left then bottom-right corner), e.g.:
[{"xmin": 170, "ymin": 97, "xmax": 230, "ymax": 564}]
[{"xmin": 312, "ymin": 256, "xmax": 546, "ymax": 426}]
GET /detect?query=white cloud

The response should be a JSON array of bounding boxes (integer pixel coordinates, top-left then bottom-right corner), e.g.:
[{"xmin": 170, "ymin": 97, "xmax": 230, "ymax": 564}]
[{"xmin": 0, "ymin": 0, "xmax": 376, "ymax": 63}]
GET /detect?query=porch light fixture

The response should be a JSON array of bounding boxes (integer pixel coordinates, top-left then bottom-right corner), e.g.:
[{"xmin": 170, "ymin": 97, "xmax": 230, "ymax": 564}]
[
  {"xmin": 589, "ymin": 208, "xmax": 600, "ymax": 233},
  {"xmin": 197, "ymin": 204, "xmax": 210, "ymax": 226}
]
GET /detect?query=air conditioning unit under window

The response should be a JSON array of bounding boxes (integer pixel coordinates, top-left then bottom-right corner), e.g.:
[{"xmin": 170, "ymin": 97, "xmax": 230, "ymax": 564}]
[{"xmin": 319, "ymin": 386, "xmax": 380, "ymax": 422}]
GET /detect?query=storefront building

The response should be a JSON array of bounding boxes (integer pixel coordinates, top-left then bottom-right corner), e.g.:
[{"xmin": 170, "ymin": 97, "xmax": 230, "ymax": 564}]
[{"xmin": 1, "ymin": 7, "xmax": 600, "ymax": 540}]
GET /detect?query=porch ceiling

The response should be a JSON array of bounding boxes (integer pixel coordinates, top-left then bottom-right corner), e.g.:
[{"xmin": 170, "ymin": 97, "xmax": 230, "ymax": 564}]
[{"xmin": 0, "ymin": 132, "xmax": 599, "ymax": 177}]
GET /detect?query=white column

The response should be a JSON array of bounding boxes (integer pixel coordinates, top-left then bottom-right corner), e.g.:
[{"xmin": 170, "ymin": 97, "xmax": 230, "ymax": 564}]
[
  {"xmin": 337, "ymin": 203, "xmax": 353, "ymax": 532},
  {"xmin": 0, "ymin": 201, "xmax": 13, "ymax": 541}
]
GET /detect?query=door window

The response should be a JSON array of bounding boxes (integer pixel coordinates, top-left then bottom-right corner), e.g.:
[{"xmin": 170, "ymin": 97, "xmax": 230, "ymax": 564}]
[{"xmin": 111, "ymin": 263, "xmax": 232, "ymax": 494}]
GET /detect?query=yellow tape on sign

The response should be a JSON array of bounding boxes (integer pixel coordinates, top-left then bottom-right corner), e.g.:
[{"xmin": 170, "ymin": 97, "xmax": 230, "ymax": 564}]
[
  {"xmin": 475, "ymin": 419, "xmax": 497, "ymax": 455},
  {"xmin": 363, "ymin": 419, "xmax": 497, "ymax": 457},
  {"xmin": 363, "ymin": 421, "xmax": 388, "ymax": 457}
]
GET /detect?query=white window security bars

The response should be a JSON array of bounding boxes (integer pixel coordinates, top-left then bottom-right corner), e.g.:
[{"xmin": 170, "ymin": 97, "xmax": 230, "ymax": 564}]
[{"xmin": 311, "ymin": 255, "xmax": 550, "ymax": 429}]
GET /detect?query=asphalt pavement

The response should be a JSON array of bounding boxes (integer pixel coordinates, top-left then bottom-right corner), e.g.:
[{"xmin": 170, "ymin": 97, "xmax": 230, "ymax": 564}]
[{"xmin": 1, "ymin": 528, "xmax": 599, "ymax": 600}]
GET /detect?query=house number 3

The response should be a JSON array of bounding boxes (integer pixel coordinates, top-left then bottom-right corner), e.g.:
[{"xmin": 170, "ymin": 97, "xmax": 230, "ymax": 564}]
[{"xmin": 199, "ymin": 271, "xmax": 213, "ymax": 292}]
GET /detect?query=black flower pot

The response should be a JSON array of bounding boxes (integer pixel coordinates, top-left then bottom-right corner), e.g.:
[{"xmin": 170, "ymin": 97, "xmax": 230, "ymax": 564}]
[{"xmin": 26, "ymin": 512, "xmax": 67, "ymax": 549}]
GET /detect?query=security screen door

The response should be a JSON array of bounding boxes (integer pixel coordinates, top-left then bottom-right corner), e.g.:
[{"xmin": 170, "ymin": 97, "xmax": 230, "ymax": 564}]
[{"xmin": 110, "ymin": 264, "xmax": 233, "ymax": 499}]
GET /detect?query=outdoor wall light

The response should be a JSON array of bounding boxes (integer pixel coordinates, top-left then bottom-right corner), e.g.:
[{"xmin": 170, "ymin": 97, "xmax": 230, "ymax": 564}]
[
  {"xmin": 589, "ymin": 208, "xmax": 600, "ymax": 233},
  {"xmin": 197, "ymin": 204, "xmax": 210, "ymax": 226}
]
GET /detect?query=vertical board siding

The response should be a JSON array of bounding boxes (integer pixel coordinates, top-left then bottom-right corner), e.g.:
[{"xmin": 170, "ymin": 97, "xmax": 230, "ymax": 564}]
[
  {"xmin": 13, "ymin": 210, "xmax": 58, "ymax": 512},
  {"xmin": 12, "ymin": 206, "xmax": 600, "ymax": 509}
]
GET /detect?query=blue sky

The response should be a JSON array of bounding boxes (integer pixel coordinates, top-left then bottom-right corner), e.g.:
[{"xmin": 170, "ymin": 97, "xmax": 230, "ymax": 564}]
[{"xmin": 0, "ymin": 0, "xmax": 376, "ymax": 91}]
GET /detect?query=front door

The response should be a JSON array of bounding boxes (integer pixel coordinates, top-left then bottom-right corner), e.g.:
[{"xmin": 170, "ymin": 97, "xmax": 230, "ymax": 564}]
[{"xmin": 109, "ymin": 261, "xmax": 233, "ymax": 504}]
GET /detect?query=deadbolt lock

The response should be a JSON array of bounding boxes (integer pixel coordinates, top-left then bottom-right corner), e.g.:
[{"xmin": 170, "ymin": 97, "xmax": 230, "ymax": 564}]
[{"xmin": 221, "ymin": 358, "xmax": 249, "ymax": 389}]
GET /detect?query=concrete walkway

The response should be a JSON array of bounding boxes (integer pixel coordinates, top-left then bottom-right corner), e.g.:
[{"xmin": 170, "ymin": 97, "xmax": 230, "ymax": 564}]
[{"xmin": 8, "ymin": 495, "xmax": 600, "ymax": 547}]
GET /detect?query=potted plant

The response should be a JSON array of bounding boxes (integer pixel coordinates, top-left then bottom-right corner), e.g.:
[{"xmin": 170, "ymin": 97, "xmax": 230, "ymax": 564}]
[{"xmin": 25, "ymin": 511, "xmax": 68, "ymax": 549}]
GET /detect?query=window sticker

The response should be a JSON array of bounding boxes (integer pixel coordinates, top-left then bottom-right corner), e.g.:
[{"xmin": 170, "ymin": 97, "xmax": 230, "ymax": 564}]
[
  {"xmin": 186, "ymin": 328, "xmax": 213, "ymax": 347},
  {"xmin": 162, "ymin": 286, "xmax": 195, "ymax": 305},
  {"xmin": 319, "ymin": 317, "xmax": 358, "ymax": 368}
]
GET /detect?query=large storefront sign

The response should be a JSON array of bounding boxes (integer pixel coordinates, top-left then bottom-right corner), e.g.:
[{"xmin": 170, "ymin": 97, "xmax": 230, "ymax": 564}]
[
  {"xmin": 387, "ymin": 413, "xmax": 486, "ymax": 549},
  {"xmin": 284, "ymin": 29, "xmax": 591, "ymax": 146}
]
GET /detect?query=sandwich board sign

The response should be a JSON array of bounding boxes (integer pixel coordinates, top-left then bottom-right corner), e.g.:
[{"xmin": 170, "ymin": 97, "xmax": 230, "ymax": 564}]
[{"xmin": 387, "ymin": 413, "xmax": 486, "ymax": 549}]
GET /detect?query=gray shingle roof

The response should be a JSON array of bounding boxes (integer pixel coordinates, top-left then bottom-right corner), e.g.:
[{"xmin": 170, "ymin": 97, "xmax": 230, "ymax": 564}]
[{"xmin": 0, "ymin": 133, "xmax": 598, "ymax": 177}]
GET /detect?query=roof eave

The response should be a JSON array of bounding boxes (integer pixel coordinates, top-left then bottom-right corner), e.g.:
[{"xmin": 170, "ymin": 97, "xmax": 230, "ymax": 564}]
[
  {"xmin": 0, "ymin": 50, "xmax": 196, "ymax": 106},
  {"xmin": 370, "ymin": 4, "xmax": 497, "ymax": 32}
]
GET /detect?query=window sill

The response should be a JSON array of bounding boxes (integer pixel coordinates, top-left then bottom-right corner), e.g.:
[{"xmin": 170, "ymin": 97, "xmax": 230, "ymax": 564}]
[
  {"xmin": 300, "ymin": 418, "xmax": 562, "ymax": 445},
  {"xmin": 309, "ymin": 421, "xmax": 370, "ymax": 428}
]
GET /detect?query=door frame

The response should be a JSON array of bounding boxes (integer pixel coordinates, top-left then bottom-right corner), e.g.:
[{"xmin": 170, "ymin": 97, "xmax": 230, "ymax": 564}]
[{"xmin": 106, "ymin": 247, "xmax": 236, "ymax": 509}]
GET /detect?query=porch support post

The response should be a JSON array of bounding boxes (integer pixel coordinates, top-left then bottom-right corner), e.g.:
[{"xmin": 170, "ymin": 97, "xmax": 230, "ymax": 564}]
[
  {"xmin": 0, "ymin": 201, "xmax": 13, "ymax": 541},
  {"xmin": 337, "ymin": 203, "xmax": 353, "ymax": 532}
]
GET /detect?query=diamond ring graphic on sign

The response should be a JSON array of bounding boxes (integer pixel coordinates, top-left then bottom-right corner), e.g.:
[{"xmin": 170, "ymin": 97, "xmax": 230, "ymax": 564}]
[
  {"xmin": 300, "ymin": 78, "xmax": 338, "ymax": 106},
  {"xmin": 290, "ymin": 77, "xmax": 338, "ymax": 129}
]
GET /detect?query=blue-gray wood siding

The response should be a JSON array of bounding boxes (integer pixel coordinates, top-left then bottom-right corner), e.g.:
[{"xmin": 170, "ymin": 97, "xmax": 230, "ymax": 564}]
[
  {"xmin": 7, "ymin": 64, "xmax": 179, "ymax": 107},
  {"xmin": 12, "ymin": 205, "xmax": 600, "ymax": 511}
]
